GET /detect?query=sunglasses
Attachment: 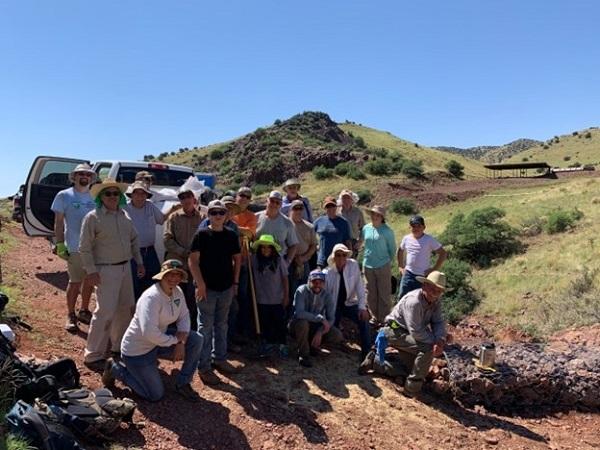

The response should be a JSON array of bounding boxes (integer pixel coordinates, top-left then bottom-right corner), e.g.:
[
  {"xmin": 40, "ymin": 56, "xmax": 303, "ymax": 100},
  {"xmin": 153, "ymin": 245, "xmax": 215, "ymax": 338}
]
[
  {"xmin": 334, "ymin": 253, "xmax": 348, "ymax": 258},
  {"xmin": 75, "ymin": 172, "xmax": 91, "ymax": 177},
  {"xmin": 238, "ymin": 194, "xmax": 251, "ymax": 199},
  {"xmin": 164, "ymin": 260, "xmax": 184, "ymax": 269},
  {"xmin": 102, "ymin": 190, "xmax": 121, "ymax": 197},
  {"xmin": 292, "ymin": 206, "xmax": 304, "ymax": 211},
  {"xmin": 209, "ymin": 210, "xmax": 227, "ymax": 216}
]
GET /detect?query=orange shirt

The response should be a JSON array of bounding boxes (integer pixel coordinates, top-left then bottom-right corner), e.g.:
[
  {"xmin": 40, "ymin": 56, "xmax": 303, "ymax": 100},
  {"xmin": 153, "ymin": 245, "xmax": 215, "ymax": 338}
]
[{"xmin": 232, "ymin": 209, "xmax": 258, "ymax": 258}]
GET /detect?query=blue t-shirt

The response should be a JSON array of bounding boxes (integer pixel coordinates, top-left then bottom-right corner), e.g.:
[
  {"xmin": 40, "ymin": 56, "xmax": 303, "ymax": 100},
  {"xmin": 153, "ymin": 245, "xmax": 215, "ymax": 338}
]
[
  {"xmin": 361, "ymin": 223, "xmax": 396, "ymax": 269},
  {"xmin": 313, "ymin": 215, "xmax": 351, "ymax": 266},
  {"xmin": 50, "ymin": 187, "xmax": 96, "ymax": 253}
]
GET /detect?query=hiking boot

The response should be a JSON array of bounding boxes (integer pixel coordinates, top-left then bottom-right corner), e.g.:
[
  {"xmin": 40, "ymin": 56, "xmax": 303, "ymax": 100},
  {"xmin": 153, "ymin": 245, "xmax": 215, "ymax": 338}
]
[
  {"xmin": 77, "ymin": 309, "xmax": 92, "ymax": 325},
  {"xmin": 83, "ymin": 359, "xmax": 106, "ymax": 372},
  {"xmin": 65, "ymin": 313, "xmax": 78, "ymax": 332},
  {"xmin": 213, "ymin": 360, "xmax": 244, "ymax": 374},
  {"xmin": 175, "ymin": 383, "xmax": 201, "ymax": 402},
  {"xmin": 309, "ymin": 347, "xmax": 322, "ymax": 357},
  {"xmin": 358, "ymin": 350, "xmax": 375, "ymax": 375},
  {"xmin": 298, "ymin": 356, "xmax": 313, "ymax": 368},
  {"xmin": 101, "ymin": 358, "xmax": 115, "ymax": 388},
  {"xmin": 228, "ymin": 342, "xmax": 242, "ymax": 354},
  {"xmin": 199, "ymin": 370, "xmax": 221, "ymax": 386}
]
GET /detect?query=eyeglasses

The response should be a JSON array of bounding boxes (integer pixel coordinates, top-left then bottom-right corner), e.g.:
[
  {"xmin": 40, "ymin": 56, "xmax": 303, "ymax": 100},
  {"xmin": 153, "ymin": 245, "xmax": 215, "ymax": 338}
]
[
  {"xmin": 75, "ymin": 172, "xmax": 91, "ymax": 177},
  {"xmin": 238, "ymin": 194, "xmax": 251, "ymax": 199},
  {"xmin": 292, "ymin": 206, "xmax": 304, "ymax": 211},
  {"xmin": 334, "ymin": 253, "xmax": 348, "ymax": 258},
  {"xmin": 178, "ymin": 193, "xmax": 194, "ymax": 200},
  {"xmin": 209, "ymin": 210, "xmax": 227, "ymax": 216},
  {"xmin": 325, "ymin": 204, "xmax": 336, "ymax": 209},
  {"xmin": 102, "ymin": 190, "xmax": 121, "ymax": 197}
]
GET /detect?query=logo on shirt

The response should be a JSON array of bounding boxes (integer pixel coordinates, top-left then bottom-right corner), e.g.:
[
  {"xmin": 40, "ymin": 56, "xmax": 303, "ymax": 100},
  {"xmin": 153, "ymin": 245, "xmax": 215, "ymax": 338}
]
[{"xmin": 174, "ymin": 298, "xmax": 181, "ymax": 307}]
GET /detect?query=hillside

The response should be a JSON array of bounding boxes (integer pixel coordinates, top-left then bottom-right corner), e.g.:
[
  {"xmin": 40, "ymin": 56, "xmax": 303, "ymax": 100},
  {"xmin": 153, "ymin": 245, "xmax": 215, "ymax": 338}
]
[
  {"xmin": 505, "ymin": 127, "xmax": 600, "ymax": 167},
  {"xmin": 435, "ymin": 138, "xmax": 541, "ymax": 163},
  {"xmin": 158, "ymin": 111, "xmax": 485, "ymax": 189}
]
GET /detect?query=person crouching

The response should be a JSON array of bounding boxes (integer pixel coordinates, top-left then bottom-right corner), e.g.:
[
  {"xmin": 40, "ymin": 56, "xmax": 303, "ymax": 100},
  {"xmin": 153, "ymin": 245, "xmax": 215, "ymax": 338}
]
[{"xmin": 102, "ymin": 259, "xmax": 203, "ymax": 402}]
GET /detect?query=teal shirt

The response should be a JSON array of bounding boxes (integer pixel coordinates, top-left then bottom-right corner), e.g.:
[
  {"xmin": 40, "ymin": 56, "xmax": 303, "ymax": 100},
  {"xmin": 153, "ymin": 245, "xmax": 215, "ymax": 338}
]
[{"xmin": 361, "ymin": 223, "xmax": 396, "ymax": 269}]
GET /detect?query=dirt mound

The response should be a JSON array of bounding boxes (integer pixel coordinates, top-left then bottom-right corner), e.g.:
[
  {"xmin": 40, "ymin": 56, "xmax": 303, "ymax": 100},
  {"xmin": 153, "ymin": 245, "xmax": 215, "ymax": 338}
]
[{"xmin": 549, "ymin": 324, "xmax": 600, "ymax": 351}]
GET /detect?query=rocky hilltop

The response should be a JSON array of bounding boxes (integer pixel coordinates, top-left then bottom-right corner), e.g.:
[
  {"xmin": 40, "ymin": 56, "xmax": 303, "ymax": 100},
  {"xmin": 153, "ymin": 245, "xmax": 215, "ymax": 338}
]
[{"xmin": 436, "ymin": 138, "xmax": 541, "ymax": 163}]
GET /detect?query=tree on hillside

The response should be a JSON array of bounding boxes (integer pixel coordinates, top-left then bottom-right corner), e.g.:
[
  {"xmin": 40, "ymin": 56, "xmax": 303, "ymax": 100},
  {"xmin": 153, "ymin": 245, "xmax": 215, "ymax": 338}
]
[
  {"xmin": 445, "ymin": 160, "xmax": 465, "ymax": 179},
  {"xmin": 401, "ymin": 160, "xmax": 424, "ymax": 179}
]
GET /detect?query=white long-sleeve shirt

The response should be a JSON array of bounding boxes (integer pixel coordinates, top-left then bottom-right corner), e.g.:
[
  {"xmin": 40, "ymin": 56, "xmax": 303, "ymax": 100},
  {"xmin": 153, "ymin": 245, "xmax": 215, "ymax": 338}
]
[
  {"xmin": 324, "ymin": 259, "xmax": 367, "ymax": 310},
  {"xmin": 121, "ymin": 283, "xmax": 190, "ymax": 357}
]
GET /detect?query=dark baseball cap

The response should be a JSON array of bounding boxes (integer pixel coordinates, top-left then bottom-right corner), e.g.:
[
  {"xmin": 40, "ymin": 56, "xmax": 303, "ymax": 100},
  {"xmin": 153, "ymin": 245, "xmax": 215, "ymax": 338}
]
[{"xmin": 409, "ymin": 215, "xmax": 425, "ymax": 226}]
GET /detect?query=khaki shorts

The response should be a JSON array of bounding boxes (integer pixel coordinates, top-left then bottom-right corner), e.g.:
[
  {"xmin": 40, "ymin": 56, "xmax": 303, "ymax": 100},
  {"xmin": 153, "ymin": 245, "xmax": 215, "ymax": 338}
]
[{"xmin": 67, "ymin": 252, "xmax": 86, "ymax": 283}]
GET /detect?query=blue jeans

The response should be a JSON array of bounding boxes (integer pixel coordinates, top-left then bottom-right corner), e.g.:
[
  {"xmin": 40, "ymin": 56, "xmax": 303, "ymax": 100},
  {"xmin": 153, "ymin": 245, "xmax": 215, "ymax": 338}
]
[
  {"xmin": 130, "ymin": 246, "xmax": 161, "ymax": 301},
  {"xmin": 335, "ymin": 304, "xmax": 371, "ymax": 357},
  {"xmin": 235, "ymin": 265, "xmax": 253, "ymax": 337},
  {"xmin": 197, "ymin": 287, "xmax": 233, "ymax": 372},
  {"xmin": 111, "ymin": 330, "xmax": 203, "ymax": 402},
  {"xmin": 397, "ymin": 270, "xmax": 422, "ymax": 301}
]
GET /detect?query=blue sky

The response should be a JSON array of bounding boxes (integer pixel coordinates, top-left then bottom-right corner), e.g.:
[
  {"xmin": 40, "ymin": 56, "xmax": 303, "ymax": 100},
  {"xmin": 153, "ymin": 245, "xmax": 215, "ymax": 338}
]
[{"xmin": 1, "ymin": 0, "xmax": 599, "ymax": 196}]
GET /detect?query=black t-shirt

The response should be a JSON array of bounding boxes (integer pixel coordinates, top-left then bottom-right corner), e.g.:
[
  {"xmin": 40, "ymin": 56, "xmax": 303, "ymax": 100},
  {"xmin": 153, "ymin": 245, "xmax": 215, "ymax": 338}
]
[{"xmin": 190, "ymin": 227, "xmax": 241, "ymax": 291}]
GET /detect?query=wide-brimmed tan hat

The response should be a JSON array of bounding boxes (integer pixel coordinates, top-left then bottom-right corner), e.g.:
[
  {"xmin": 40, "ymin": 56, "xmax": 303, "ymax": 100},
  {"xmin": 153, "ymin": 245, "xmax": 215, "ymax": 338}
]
[
  {"xmin": 69, "ymin": 163, "xmax": 96, "ymax": 183},
  {"xmin": 90, "ymin": 178, "xmax": 128, "ymax": 199},
  {"xmin": 367, "ymin": 205, "xmax": 386, "ymax": 219},
  {"xmin": 221, "ymin": 195, "xmax": 241, "ymax": 215},
  {"xmin": 327, "ymin": 243, "xmax": 352, "ymax": 266},
  {"xmin": 283, "ymin": 179, "xmax": 301, "ymax": 191},
  {"xmin": 125, "ymin": 181, "xmax": 153, "ymax": 198},
  {"xmin": 135, "ymin": 170, "xmax": 154, "ymax": 182},
  {"xmin": 152, "ymin": 259, "xmax": 188, "ymax": 283},
  {"xmin": 416, "ymin": 271, "xmax": 448, "ymax": 291}
]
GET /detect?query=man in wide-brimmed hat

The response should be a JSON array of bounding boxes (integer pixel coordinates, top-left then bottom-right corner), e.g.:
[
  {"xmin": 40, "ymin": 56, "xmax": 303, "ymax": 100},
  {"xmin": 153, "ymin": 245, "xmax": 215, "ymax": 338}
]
[
  {"xmin": 281, "ymin": 179, "xmax": 313, "ymax": 222},
  {"xmin": 51, "ymin": 163, "xmax": 97, "ymax": 332},
  {"xmin": 360, "ymin": 271, "xmax": 450, "ymax": 398},
  {"xmin": 79, "ymin": 178, "xmax": 145, "ymax": 368},
  {"xmin": 124, "ymin": 181, "xmax": 165, "ymax": 300}
]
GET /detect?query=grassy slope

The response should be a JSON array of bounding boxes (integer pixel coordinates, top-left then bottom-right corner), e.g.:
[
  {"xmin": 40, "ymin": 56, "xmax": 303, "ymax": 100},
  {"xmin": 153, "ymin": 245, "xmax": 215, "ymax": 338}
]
[
  {"xmin": 392, "ymin": 176, "xmax": 600, "ymax": 337},
  {"xmin": 505, "ymin": 127, "xmax": 600, "ymax": 167},
  {"xmin": 339, "ymin": 124, "xmax": 487, "ymax": 178}
]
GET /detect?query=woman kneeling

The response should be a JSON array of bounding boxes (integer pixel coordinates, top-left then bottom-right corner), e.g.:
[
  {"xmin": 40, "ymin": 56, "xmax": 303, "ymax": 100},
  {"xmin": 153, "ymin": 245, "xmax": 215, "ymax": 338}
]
[{"xmin": 102, "ymin": 259, "xmax": 203, "ymax": 402}]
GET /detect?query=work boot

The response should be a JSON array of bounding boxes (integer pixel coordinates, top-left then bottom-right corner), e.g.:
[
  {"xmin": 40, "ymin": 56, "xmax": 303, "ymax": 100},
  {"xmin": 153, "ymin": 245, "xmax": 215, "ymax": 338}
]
[
  {"xmin": 200, "ymin": 370, "xmax": 221, "ymax": 386},
  {"xmin": 101, "ymin": 358, "xmax": 115, "ymax": 389},
  {"xmin": 77, "ymin": 309, "xmax": 92, "ymax": 325},
  {"xmin": 65, "ymin": 312, "xmax": 78, "ymax": 333},
  {"xmin": 213, "ymin": 360, "xmax": 244, "ymax": 374},
  {"xmin": 175, "ymin": 383, "xmax": 201, "ymax": 402}
]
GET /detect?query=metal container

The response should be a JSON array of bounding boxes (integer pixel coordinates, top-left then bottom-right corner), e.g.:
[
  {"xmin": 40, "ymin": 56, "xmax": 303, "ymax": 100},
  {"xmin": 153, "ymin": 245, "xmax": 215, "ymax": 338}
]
[{"xmin": 480, "ymin": 342, "xmax": 496, "ymax": 367}]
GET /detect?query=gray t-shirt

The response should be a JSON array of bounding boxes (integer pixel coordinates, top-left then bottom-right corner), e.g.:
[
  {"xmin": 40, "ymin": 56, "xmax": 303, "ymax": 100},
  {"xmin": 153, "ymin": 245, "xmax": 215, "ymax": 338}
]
[
  {"xmin": 251, "ymin": 254, "xmax": 287, "ymax": 305},
  {"xmin": 124, "ymin": 201, "xmax": 164, "ymax": 248},
  {"xmin": 255, "ymin": 211, "xmax": 299, "ymax": 257}
]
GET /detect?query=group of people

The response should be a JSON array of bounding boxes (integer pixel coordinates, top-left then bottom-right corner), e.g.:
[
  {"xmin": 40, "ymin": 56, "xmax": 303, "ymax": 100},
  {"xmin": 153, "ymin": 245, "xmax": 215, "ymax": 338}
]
[{"xmin": 51, "ymin": 164, "xmax": 450, "ymax": 402}]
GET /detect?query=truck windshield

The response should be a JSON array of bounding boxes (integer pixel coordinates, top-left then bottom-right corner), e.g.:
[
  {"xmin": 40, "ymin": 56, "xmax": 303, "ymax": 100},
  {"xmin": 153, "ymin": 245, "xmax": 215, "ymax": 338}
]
[{"xmin": 116, "ymin": 166, "xmax": 192, "ymax": 187}]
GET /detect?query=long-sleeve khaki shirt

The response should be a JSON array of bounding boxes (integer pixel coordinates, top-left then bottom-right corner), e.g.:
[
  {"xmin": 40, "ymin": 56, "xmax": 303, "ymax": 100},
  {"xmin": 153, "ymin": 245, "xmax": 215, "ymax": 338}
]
[
  {"xmin": 163, "ymin": 208, "xmax": 204, "ymax": 270},
  {"xmin": 79, "ymin": 206, "xmax": 142, "ymax": 274}
]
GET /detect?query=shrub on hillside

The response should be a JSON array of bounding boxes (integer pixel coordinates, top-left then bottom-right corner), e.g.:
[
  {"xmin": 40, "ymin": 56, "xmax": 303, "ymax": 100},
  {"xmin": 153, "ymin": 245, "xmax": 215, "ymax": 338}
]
[
  {"xmin": 252, "ymin": 184, "xmax": 270, "ymax": 195},
  {"xmin": 520, "ymin": 216, "xmax": 544, "ymax": 237},
  {"xmin": 445, "ymin": 160, "xmax": 465, "ymax": 178},
  {"xmin": 401, "ymin": 160, "xmax": 424, "ymax": 179},
  {"xmin": 563, "ymin": 155, "xmax": 571, "ymax": 161},
  {"xmin": 354, "ymin": 136, "xmax": 366, "ymax": 149},
  {"xmin": 365, "ymin": 158, "xmax": 391, "ymax": 176},
  {"xmin": 210, "ymin": 148, "xmax": 224, "ymax": 160},
  {"xmin": 347, "ymin": 165, "xmax": 366, "ymax": 180},
  {"xmin": 356, "ymin": 189, "xmax": 372, "ymax": 205},
  {"xmin": 366, "ymin": 147, "xmax": 388, "ymax": 158},
  {"xmin": 312, "ymin": 165, "xmax": 335, "ymax": 180},
  {"xmin": 440, "ymin": 207, "xmax": 521, "ymax": 268},
  {"xmin": 334, "ymin": 162, "xmax": 350, "ymax": 176},
  {"xmin": 584, "ymin": 131, "xmax": 592, "ymax": 139},
  {"xmin": 544, "ymin": 208, "xmax": 583, "ymax": 234},
  {"xmin": 441, "ymin": 258, "xmax": 479, "ymax": 324},
  {"xmin": 390, "ymin": 198, "xmax": 418, "ymax": 215}
]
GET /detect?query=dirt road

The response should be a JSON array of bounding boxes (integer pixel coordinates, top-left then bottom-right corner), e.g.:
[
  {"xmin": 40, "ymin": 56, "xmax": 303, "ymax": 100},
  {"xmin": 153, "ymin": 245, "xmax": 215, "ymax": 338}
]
[{"xmin": 3, "ymin": 224, "xmax": 599, "ymax": 449}]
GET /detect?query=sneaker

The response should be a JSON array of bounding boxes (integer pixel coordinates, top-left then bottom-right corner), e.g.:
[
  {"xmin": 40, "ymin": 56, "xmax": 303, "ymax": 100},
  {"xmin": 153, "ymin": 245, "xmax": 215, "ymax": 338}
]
[
  {"xmin": 175, "ymin": 383, "xmax": 201, "ymax": 402},
  {"xmin": 77, "ymin": 309, "xmax": 92, "ymax": 325},
  {"xmin": 65, "ymin": 313, "xmax": 78, "ymax": 332},
  {"xmin": 278, "ymin": 344, "xmax": 289, "ymax": 358},
  {"xmin": 298, "ymin": 356, "xmax": 313, "ymax": 368},
  {"xmin": 358, "ymin": 350, "xmax": 375, "ymax": 375},
  {"xmin": 101, "ymin": 358, "xmax": 115, "ymax": 388},
  {"xmin": 213, "ymin": 360, "xmax": 243, "ymax": 374},
  {"xmin": 199, "ymin": 370, "xmax": 221, "ymax": 386}
]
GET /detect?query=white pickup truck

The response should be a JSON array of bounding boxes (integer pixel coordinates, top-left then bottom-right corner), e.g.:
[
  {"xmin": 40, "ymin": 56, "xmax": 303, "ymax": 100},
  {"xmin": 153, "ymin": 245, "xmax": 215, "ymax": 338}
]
[{"xmin": 22, "ymin": 156, "xmax": 199, "ymax": 260}]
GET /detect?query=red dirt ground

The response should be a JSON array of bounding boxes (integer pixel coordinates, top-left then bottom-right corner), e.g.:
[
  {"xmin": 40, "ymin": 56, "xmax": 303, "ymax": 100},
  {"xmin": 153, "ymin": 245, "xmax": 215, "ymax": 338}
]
[{"xmin": 2, "ymin": 223, "xmax": 600, "ymax": 450}]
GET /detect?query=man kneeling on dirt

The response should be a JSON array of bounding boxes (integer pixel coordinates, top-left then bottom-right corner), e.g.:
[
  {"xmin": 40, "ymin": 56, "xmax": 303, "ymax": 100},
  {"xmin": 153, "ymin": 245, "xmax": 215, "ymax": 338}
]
[
  {"xmin": 290, "ymin": 269, "xmax": 343, "ymax": 367},
  {"xmin": 360, "ymin": 271, "xmax": 450, "ymax": 398}
]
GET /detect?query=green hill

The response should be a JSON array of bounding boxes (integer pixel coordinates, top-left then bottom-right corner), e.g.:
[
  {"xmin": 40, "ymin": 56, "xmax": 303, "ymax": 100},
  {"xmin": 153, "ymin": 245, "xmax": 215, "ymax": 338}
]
[
  {"xmin": 504, "ymin": 127, "xmax": 600, "ymax": 167},
  {"xmin": 157, "ymin": 111, "xmax": 485, "ymax": 190}
]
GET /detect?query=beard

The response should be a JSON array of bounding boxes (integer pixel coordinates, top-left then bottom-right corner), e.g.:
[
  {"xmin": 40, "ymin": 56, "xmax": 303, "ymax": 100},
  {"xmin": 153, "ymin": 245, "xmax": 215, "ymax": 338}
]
[{"xmin": 77, "ymin": 178, "xmax": 90, "ymax": 187}]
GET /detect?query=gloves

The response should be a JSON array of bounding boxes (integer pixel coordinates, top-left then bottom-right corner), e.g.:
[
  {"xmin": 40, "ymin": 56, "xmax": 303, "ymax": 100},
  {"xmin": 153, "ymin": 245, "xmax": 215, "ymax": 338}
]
[
  {"xmin": 375, "ymin": 329, "xmax": 388, "ymax": 365},
  {"xmin": 56, "ymin": 242, "xmax": 69, "ymax": 260}
]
